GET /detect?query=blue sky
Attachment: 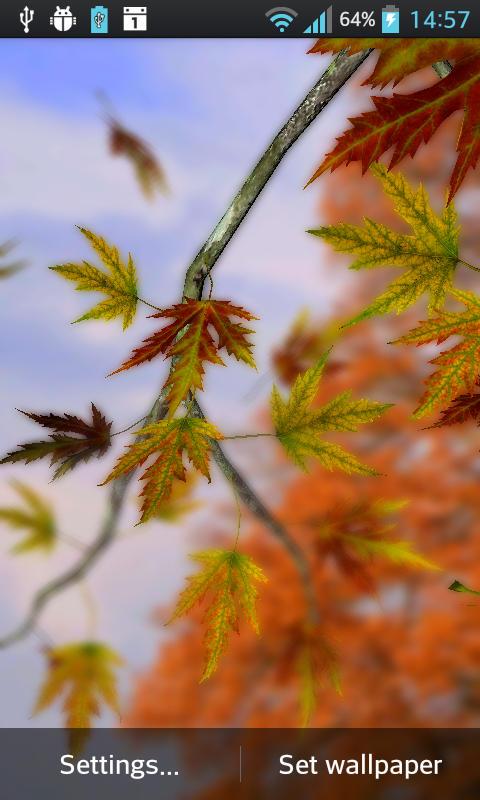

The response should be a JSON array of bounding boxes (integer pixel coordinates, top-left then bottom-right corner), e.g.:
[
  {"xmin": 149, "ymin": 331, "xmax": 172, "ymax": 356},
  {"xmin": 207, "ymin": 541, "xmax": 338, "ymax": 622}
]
[{"xmin": 0, "ymin": 39, "xmax": 372, "ymax": 727}]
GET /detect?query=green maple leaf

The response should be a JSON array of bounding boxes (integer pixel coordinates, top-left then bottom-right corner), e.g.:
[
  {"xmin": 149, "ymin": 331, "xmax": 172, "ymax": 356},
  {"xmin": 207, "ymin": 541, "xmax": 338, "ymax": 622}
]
[
  {"xmin": 271, "ymin": 352, "xmax": 391, "ymax": 475},
  {"xmin": 51, "ymin": 227, "xmax": 139, "ymax": 329},
  {"xmin": 309, "ymin": 164, "xmax": 459, "ymax": 327},
  {"xmin": 0, "ymin": 481, "xmax": 56, "ymax": 554}
]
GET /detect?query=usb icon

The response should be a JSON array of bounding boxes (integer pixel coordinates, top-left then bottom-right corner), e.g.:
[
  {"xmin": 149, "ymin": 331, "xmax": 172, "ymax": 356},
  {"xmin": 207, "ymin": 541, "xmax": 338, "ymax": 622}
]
[
  {"xmin": 381, "ymin": 4, "xmax": 400, "ymax": 33},
  {"xmin": 91, "ymin": 5, "xmax": 109, "ymax": 33}
]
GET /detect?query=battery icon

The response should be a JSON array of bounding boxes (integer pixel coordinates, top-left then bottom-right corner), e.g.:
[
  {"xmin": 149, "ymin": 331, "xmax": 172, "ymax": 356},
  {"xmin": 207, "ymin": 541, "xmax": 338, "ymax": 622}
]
[{"xmin": 382, "ymin": 4, "xmax": 400, "ymax": 33}]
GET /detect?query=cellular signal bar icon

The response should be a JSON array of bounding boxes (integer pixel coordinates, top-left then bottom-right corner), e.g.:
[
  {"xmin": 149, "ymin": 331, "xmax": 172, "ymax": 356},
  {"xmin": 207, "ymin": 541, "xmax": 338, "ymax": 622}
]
[{"xmin": 304, "ymin": 5, "xmax": 332, "ymax": 34}]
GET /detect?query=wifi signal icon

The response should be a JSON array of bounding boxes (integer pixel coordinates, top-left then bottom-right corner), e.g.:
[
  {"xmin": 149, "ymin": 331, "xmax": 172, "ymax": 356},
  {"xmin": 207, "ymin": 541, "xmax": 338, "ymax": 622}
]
[{"xmin": 265, "ymin": 6, "xmax": 298, "ymax": 32}]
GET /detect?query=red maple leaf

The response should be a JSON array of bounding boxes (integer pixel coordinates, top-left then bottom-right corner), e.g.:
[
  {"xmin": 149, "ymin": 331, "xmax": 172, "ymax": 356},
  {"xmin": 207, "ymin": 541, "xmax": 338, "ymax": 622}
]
[{"xmin": 307, "ymin": 53, "xmax": 480, "ymax": 202}]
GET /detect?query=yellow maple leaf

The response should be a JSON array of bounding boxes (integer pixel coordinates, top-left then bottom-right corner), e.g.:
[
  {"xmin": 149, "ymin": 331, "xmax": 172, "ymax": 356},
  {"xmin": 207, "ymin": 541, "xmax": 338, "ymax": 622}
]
[
  {"xmin": 271, "ymin": 353, "xmax": 391, "ymax": 475},
  {"xmin": 0, "ymin": 481, "xmax": 56, "ymax": 554},
  {"xmin": 102, "ymin": 416, "xmax": 223, "ymax": 523},
  {"xmin": 34, "ymin": 642, "xmax": 122, "ymax": 730},
  {"xmin": 309, "ymin": 164, "xmax": 459, "ymax": 327},
  {"xmin": 50, "ymin": 227, "xmax": 138, "ymax": 329},
  {"xmin": 168, "ymin": 549, "xmax": 267, "ymax": 681}
]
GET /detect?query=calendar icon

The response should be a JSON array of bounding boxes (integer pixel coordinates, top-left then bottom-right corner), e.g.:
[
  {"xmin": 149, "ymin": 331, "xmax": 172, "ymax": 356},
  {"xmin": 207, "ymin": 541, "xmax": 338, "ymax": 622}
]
[{"xmin": 123, "ymin": 6, "xmax": 147, "ymax": 30}]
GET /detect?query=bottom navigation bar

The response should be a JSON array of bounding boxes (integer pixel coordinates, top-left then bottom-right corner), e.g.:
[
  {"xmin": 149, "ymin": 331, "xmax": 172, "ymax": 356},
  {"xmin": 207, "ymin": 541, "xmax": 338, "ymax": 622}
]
[{"xmin": 1, "ymin": 728, "xmax": 479, "ymax": 798}]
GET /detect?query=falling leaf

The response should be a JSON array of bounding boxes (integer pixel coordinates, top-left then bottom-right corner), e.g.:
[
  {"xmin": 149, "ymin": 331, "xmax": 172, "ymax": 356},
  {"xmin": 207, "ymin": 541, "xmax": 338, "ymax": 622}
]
[
  {"xmin": 102, "ymin": 416, "xmax": 223, "ymax": 523},
  {"xmin": 306, "ymin": 53, "xmax": 480, "ymax": 202},
  {"xmin": 309, "ymin": 165, "xmax": 459, "ymax": 327},
  {"xmin": 272, "ymin": 309, "xmax": 340, "ymax": 385},
  {"xmin": 0, "ymin": 404, "xmax": 112, "ymax": 479},
  {"xmin": 108, "ymin": 118, "xmax": 169, "ymax": 200},
  {"xmin": 34, "ymin": 642, "xmax": 122, "ymax": 733},
  {"xmin": 50, "ymin": 227, "xmax": 139, "ymax": 329},
  {"xmin": 113, "ymin": 299, "xmax": 257, "ymax": 415},
  {"xmin": 0, "ymin": 481, "xmax": 56, "ymax": 554},
  {"xmin": 393, "ymin": 288, "xmax": 480, "ymax": 417},
  {"xmin": 309, "ymin": 39, "xmax": 480, "ymax": 88},
  {"xmin": 271, "ymin": 353, "xmax": 391, "ymax": 475},
  {"xmin": 168, "ymin": 549, "xmax": 267, "ymax": 681}
]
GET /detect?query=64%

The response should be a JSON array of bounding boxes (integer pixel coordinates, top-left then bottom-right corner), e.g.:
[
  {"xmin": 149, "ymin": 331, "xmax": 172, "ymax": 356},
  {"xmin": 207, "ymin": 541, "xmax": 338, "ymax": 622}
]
[{"xmin": 340, "ymin": 10, "xmax": 375, "ymax": 26}]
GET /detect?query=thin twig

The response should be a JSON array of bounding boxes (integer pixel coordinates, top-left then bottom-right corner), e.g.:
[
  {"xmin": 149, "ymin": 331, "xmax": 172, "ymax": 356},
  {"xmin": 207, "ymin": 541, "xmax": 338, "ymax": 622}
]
[
  {"xmin": 191, "ymin": 399, "xmax": 319, "ymax": 623},
  {"xmin": 0, "ymin": 48, "xmax": 371, "ymax": 649},
  {"xmin": 0, "ymin": 391, "xmax": 166, "ymax": 649}
]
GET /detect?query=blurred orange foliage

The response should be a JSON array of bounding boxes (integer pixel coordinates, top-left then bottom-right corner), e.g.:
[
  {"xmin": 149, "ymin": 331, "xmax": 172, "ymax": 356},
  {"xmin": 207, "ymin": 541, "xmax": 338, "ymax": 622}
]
[{"xmin": 125, "ymin": 82, "xmax": 480, "ymax": 729}]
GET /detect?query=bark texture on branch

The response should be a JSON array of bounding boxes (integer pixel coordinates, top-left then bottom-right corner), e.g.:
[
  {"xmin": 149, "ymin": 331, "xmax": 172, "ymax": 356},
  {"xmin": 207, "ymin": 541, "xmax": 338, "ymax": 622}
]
[{"xmin": 0, "ymin": 49, "xmax": 372, "ymax": 649}]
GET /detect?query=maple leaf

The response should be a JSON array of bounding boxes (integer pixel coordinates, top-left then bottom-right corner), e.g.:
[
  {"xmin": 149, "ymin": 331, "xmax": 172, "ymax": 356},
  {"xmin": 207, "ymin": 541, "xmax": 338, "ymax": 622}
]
[
  {"xmin": 272, "ymin": 308, "xmax": 341, "ymax": 386},
  {"xmin": 102, "ymin": 416, "xmax": 223, "ymax": 523},
  {"xmin": 313, "ymin": 498, "xmax": 437, "ymax": 592},
  {"xmin": 344, "ymin": 534, "xmax": 439, "ymax": 571},
  {"xmin": 306, "ymin": 53, "xmax": 480, "ymax": 202},
  {"xmin": 309, "ymin": 165, "xmax": 459, "ymax": 327},
  {"xmin": 150, "ymin": 471, "xmax": 201, "ymax": 523},
  {"xmin": 296, "ymin": 632, "xmax": 341, "ymax": 727},
  {"xmin": 50, "ymin": 227, "xmax": 139, "ymax": 329},
  {"xmin": 309, "ymin": 39, "xmax": 480, "ymax": 88},
  {"xmin": 0, "ymin": 481, "xmax": 56, "ymax": 554},
  {"xmin": 108, "ymin": 118, "xmax": 169, "ymax": 200},
  {"xmin": 276, "ymin": 624, "xmax": 341, "ymax": 726},
  {"xmin": 449, "ymin": 579, "xmax": 480, "ymax": 596},
  {"xmin": 168, "ymin": 549, "xmax": 267, "ymax": 681},
  {"xmin": 393, "ymin": 288, "xmax": 480, "ymax": 418},
  {"xmin": 271, "ymin": 354, "xmax": 391, "ymax": 476},
  {"xmin": 113, "ymin": 299, "xmax": 257, "ymax": 415},
  {"xmin": 426, "ymin": 379, "xmax": 480, "ymax": 428},
  {"xmin": 34, "ymin": 642, "xmax": 122, "ymax": 732},
  {"xmin": 0, "ymin": 403, "xmax": 112, "ymax": 479}
]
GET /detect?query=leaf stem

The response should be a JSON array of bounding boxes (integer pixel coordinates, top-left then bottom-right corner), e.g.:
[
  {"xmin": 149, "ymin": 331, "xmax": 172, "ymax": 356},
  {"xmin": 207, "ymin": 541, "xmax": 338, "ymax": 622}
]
[
  {"xmin": 232, "ymin": 488, "xmax": 242, "ymax": 552},
  {"xmin": 136, "ymin": 296, "xmax": 163, "ymax": 313},
  {"xmin": 112, "ymin": 416, "xmax": 148, "ymax": 437},
  {"xmin": 459, "ymin": 259, "xmax": 480, "ymax": 274},
  {"xmin": 223, "ymin": 432, "xmax": 274, "ymax": 441}
]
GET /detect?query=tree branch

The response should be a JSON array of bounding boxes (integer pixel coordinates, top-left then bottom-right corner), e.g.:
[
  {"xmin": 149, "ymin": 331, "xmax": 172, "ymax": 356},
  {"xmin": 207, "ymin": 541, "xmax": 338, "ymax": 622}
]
[
  {"xmin": 182, "ymin": 48, "xmax": 372, "ymax": 300},
  {"xmin": 0, "ymin": 48, "xmax": 371, "ymax": 649}
]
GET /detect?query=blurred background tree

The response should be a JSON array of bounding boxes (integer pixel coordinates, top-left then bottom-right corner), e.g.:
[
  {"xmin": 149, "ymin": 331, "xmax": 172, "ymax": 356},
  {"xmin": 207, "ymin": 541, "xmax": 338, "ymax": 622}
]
[{"xmin": 125, "ymin": 75, "xmax": 480, "ymax": 728}]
